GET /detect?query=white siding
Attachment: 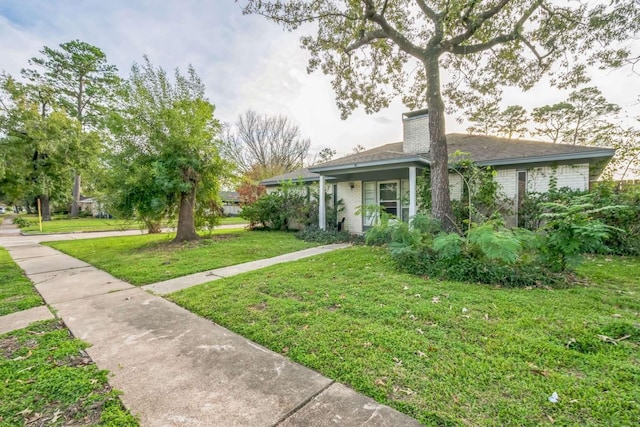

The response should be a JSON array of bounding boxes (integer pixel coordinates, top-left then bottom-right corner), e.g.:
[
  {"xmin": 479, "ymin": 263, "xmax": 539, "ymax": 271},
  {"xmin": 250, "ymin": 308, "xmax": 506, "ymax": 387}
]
[{"xmin": 337, "ymin": 181, "xmax": 363, "ymax": 234}]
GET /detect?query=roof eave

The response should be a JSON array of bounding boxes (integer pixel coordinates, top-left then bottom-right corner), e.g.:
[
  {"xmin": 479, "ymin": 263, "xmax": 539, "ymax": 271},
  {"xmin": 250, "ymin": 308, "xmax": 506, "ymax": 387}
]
[
  {"xmin": 309, "ymin": 156, "xmax": 429, "ymax": 174},
  {"xmin": 475, "ymin": 150, "xmax": 615, "ymax": 167}
]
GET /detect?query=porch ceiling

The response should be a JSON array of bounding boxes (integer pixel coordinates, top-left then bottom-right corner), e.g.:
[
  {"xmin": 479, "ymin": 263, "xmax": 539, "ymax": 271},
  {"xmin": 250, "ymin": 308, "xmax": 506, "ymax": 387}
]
[{"xmin": 325, "ymin": 167, "xmax": 426, "ymax": 183}]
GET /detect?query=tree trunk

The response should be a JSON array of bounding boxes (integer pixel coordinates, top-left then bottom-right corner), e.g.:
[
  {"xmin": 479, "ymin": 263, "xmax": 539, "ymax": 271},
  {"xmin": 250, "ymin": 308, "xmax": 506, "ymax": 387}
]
[
  {"xmin": 70, "ymin": 174, "xmax": 81, "ymax": 217},
  {"xmin": 40, "ymin": 195, "xmax": 52, "ymax": 221},
  {"xmin": 424, "ymin": 58, "xmax": 455, "ymax": 231},
  {"xmin": 174, "ymin": 186, "xmax": 199, "ymax": 242}
]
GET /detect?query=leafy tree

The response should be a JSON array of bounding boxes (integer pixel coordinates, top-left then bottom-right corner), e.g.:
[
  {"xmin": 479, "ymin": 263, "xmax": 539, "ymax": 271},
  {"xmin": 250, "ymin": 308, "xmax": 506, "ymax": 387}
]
[
  {"xmin": 531, "ymin": 102, "xmax": 573, "ymax": 143},
  {"xmin": 0, "ymin": 74, "xmax": 96, "ymax": 220},
  {"xmin": 465, "ymin": 99, "xmax": 499, "ymax": 135},
  {"xmin": 563, "ymin": 87, "xmax": 620, "ymax": 145},
  {"xmin": 223, "ymin": 110, "xmax": 310, "ymax": 181},
  {"xmin": 23, "ymin": 40, "xmax": 120, "ymax": 216},
  {"xmin": 107, "ymin": 57, "xmax": 226, "ymax": 242},
  {"xmin": 351, "ymin": 144, "xmax": 366, "ymax": 154},
  {"xmin": 533, "ymin": 87, "xmax": 620, "ymax": 145},
  {"xmin": 607, "ymin": 123, "xmax": 640, "ymax": 184},
  {"xmin": 319, "ymin": 147, "xmax": 337, "ymax": 162},
  {"xmin": 496, "ymin": 105, "xmax": 528, "ymax": 139},
  {"xmin": 243, "ymin": 0, "xmax": 635, "ymax": 230}
]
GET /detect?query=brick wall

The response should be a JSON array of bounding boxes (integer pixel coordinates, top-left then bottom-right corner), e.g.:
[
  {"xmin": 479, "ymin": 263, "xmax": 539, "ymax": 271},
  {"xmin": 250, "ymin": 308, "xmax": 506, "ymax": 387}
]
[
  {"xmin": 336, "ymin": 181, "xmax": 363, "ymax": 234},
  {"xmin": 403, "ymin": 115, "xmax": 430, "ymax": 154},
  {"xmin": 528, "ymin": 164, "xmax": 589, "ymax": 193}
]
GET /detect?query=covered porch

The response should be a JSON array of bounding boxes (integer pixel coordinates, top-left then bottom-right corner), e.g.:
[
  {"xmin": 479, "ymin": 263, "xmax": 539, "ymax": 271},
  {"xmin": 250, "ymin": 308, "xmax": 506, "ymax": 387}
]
[{"xmin": 314, "ymin": 162, "xmax": 427, "ymax": 233}]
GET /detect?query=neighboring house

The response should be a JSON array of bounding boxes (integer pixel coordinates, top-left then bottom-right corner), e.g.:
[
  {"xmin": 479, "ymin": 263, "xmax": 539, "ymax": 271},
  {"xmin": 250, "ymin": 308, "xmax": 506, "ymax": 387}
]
[
  {"xmin": 220, "ymin": 191, "xmax": 241, "ymax": 216},
  {"xmin": 262, "ymin": 109, "xmax": 615, "ymax": 233},
  {"xmin": 78, "ymin": 196, "xmax": 99, "ymax": 216}
]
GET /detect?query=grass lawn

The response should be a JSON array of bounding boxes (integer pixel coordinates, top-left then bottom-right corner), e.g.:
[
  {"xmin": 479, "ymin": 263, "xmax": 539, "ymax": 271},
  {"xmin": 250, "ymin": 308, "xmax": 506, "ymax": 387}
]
[
  {"xmin": 168, "ymin": 247, "xmax": 640, "ymax": 426},
  {"xmin": 18, "ymin": 215, "xmax": 246, "ymax": 234},
  {"xmin": 0, "ymin": 248, "xmax": 43, "ymax": 317},
  {"xmin": 219, "ymin": 216, "xmax": 248, "ymax": 225},
  {"xmin": 1, "ymin": 319, "xmax": 138, "ymax": 426},
  {"xmin": 45, "ymin": 230, "xmax": 318, "ymax": 285},
  {"xmin": 20, "ymin": 216, "xmax": 144, "ymax": 234}
]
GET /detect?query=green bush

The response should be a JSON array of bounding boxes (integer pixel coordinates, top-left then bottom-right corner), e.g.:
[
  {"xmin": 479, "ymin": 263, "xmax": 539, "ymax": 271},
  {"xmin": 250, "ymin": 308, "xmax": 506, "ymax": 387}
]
[
  {"xmin": 12, "ymin": 216, "xmax": 32, "ymax": 228},
  {"xmin": 367, "ymin": 215, "xmax": 567, "ymax": 287},
  {"xmin": 241, "ymin": 182, "xmax": 307, "ymax": 230},
  {"xmin": 295, "ymin": 226, "xmax": 359, "ymax": 244},
  {"xmin": 522, "ymin": 184, "xmax": 640, "ymax": 256}
]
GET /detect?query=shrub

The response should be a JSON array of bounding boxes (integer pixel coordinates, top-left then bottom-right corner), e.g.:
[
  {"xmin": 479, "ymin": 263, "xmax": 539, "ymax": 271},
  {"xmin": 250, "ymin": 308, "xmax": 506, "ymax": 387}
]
[
  {"xmin": 370, "ymin": 215, "xmax": 567, "ymax": 287},
  {"xmin": 521, "ymin": 184, "xmax": 640, "ymax": 256},
  {"xmin": 242, "ymin": 181, "xmax": 345, "ymax": 232},
  {"xmin": 295, "ymin": 226, "xmax": 359, "ymax": 244},
  {"xmin": 537, "ymin": 193, "xmax": 621, "ymax": 271},
  {"xmin": 12, "ymin": 216, "xmax": 32, "ymax": 228}
]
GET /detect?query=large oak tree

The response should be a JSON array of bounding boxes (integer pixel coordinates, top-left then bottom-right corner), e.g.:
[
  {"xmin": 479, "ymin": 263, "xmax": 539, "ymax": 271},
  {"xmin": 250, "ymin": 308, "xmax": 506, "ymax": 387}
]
[{"xmin": 243, "ymin": 0, "xmax": 638, "ymax": 230}]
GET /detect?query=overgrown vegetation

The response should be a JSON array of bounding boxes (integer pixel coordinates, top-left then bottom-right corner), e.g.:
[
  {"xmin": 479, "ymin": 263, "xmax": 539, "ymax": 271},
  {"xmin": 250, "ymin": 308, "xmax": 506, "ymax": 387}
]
[
  {"xmin": 168, "ymin": 247, "xmax": 640, "ymax": 426},
  {"xmin": 368, "ymin": 160, "xmax": 636, "ymax": 287},
  {"xmin": 295, "ymin": 226, "xmax": 359, "ymax": 245},
  {"xmin": 521, "ymin": 183, "xmax": 640, "ymax": 257},
  {"xmin": 242, "ymin": 180, "xmax": 344, "ymax": 233},
  {"xmin": 1, "ymin": 320, "xmax": 138, "ymax": 426}
]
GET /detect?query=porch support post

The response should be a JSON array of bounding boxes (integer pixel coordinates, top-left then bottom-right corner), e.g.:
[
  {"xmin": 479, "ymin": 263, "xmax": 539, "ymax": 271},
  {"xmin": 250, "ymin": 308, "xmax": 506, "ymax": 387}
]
[
  {"xmin": 409, "ymin": 166, "xmax": 417, "ymax": 221},
  {"xmin": 319, "ymin": 175, "xmax": 326, "ymax": 230}
]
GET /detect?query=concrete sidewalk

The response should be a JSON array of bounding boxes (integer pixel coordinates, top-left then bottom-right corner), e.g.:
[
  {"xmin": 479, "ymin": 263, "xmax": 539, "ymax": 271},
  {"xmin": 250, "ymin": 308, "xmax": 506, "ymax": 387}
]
[
  {"xmin": 143, "ymin": 243, "xmax": 351, "ymax": 295},
  {"xmin": 1, "ymin": 237, "xmax": 422, "ymax": 426}
]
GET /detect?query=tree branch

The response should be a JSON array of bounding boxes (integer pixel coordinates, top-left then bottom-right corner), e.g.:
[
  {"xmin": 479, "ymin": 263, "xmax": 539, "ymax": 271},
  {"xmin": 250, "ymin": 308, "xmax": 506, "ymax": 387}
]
[
  {"xmin": 362, "ymin": 0, "xmax": 425, "ymax": 57},
  {"xmin": 445, "ymin": 0, "xmax": 543, "ymax": 55},
  {"xmin": 415, "ymin": 0, "xmax": 439, "ymax": 23},
  {"xmin": 446, "ymin": 0, "xmax": 512, "ymax": 47},
  {"xmin": 345, "ymin": 29, "xmax": 387, "ymax": 52}
]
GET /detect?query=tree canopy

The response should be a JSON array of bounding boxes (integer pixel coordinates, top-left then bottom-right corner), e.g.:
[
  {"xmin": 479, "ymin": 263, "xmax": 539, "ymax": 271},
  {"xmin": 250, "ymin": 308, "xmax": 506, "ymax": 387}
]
[
  {"xmin": 0, "ymin": 74, "xmax": 97, "ymax": 219},
  {"xmin": 23, "ymin": 40, "xmax": 120, "ymax": 216},
  {"xmin": 107, "ymin": 57, "xmax": 226, "ymax": 241}
]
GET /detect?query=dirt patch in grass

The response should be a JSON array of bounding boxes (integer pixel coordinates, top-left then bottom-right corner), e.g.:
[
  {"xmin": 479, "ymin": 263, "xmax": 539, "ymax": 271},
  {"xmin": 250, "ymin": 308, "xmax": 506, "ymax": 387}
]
[
  {"xmin": 136, "ymin": 233, "xmax": 241, "ymax": 253},
  {"xmin": 1, "ymin": 320, "xmax": 138, "ymax": 426}
]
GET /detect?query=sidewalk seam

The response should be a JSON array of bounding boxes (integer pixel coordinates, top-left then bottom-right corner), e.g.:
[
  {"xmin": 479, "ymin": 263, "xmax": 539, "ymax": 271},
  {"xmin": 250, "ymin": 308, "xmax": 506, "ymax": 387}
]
[{"xmin": 271, "ymin": 380, "xmax": 335, "ymax": 426}]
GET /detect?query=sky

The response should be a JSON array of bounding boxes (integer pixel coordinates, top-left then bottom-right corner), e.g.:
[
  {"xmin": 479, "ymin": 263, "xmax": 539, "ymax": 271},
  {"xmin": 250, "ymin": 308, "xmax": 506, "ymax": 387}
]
[{"xmin": 0, "ymin": 0, "xmax": 638, "ymax": 159}]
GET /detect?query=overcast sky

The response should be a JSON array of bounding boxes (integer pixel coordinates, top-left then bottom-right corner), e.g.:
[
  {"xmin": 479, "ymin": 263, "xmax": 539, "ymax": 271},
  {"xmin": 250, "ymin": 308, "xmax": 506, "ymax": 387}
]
[{"xmin": 1, "ymin": 1, "xmax": 638, "ymax": 158}]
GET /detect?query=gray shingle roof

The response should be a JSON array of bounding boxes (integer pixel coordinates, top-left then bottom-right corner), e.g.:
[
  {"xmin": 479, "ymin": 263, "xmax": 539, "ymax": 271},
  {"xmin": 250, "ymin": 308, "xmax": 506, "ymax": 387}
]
[
  {"xmin": 260, "ymin": 168, "xmax": 321, "ymax": 186},
  {"xmin": 446, "ymin": 133, "xmax": 612, "ymax": 164},
  {"xmin": 262, "ymin": 133, "xmax": 614, "ymax": 184},
  {"xmin": 310, "ymin": 133, "xmax": 613, "ymax": 170}
]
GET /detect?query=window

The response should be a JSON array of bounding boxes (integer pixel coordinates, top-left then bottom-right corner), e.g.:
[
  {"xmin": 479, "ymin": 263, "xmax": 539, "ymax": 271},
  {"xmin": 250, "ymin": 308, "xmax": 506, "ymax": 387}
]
[{"xmin": 379, "ymin": 181, "xmax": 399, "ymax": 216}]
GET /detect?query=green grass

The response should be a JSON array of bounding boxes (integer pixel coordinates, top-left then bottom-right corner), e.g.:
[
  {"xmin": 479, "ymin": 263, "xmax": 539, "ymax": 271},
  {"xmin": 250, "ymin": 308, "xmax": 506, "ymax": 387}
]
[
  {"xmin": 20, "ymin": 216, "xmax": 144, "ymax": 234},
  {"xmin": 168, "ymin": 247, "xmax": 640, "ymax": 426},
  {"xmin": 0, "ymin": 248, "xmax": 43, "ymax": 316},
  {"xmin": 18, "ymin": 215, "xmax": 246, "ymax": 234},
  {"xmin": 45, "ymin": 230, "xmax": 318, "ymax": 285},
  {"xmin": 219, "ymin": 217, "xmax": 248, "ymax": 225},
  {"xmin": 1, "ymin": 319, "xmax": 138, "ymax": 426}
]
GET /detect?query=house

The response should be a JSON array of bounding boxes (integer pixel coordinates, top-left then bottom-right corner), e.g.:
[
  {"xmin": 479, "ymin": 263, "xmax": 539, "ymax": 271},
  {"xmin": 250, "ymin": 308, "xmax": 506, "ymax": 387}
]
[
  {"xmin": 262, "ymin": 109, "xmax": 615, "ymax": 233},
  {"xmin": 220, "ymin": 191, "xmax": 241, "ymax": 216}
]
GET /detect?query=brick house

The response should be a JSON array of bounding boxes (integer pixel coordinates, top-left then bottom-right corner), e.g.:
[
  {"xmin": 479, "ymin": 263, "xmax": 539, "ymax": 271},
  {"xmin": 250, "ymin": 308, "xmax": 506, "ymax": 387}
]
[{"xmin": 261, "ymin": 109, "xmax": 615, "ymax": 233}]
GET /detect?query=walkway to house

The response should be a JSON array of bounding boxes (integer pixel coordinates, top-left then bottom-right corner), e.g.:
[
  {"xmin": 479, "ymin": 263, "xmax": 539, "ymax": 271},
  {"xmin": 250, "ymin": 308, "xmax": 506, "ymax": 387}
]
[{"xmin": 0, "ymin": 218, "xmax": 421, "ymax": 426}]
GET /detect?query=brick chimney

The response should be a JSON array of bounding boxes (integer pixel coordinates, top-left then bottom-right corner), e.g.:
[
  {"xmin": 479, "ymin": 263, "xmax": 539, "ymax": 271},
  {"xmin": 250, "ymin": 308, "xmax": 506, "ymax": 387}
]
[{"xmin": 402, "ymin": 109, "xmax": 430, "ymax": 154}]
